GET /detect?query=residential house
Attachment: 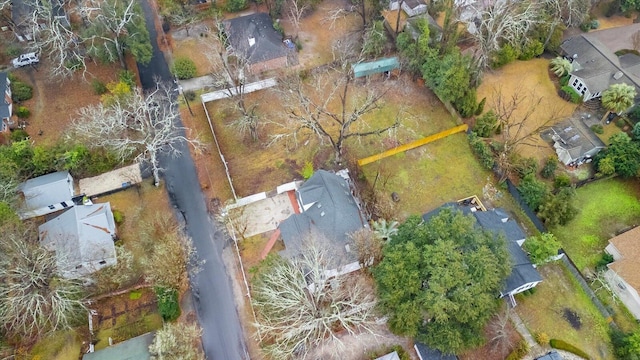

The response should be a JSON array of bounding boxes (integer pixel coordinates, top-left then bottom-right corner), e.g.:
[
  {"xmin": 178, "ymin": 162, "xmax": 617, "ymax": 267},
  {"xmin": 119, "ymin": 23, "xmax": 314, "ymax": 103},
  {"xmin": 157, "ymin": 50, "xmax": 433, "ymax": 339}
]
[
  {"xmin": 223, "ymin": 13, "xmax": 289, "ymax": 74},
  {"xmin": 375, "ymin": 351, "xmax": 401, "ymax": 360},
  {"xmin": 83, "ymin": 332, "xmax": 154, "ymax": 360},
  {"xmin": 604, "ymin": 226, "xmax": 640, "ymax": 320},
  {"xmin": 560, "ymin": 24, "xmax": 640, "ymax": 104},
  {"xmin": 38, "ymin": 202, "xmax": 117, "ymax": 278},
  {"xmin": 414, "ymin": 343, "xmax": 458, "ymax": 360},
  {"xmin": 389, "ymin": 0, "xmax": 427, "ymax": 17},
  {"xmin": 0, "ymin": 72, "xmax": 12, "ymax": 134},
  {"xmin": 11, "ymin": 0, "xmax": 70, "ymax": 41},
  {"xmin": 383, "ymin": 0, "xmax": 441, "ymax": 40},
  {"xmin": 540, "ymin": 117, "xmax": 605, "ymax": 166},
  {"xmin": 535, "ymin": 351, "xmax": 564, "ymax": 360},
  {"xmin": 422, "ymin": 201, "xmax": 542, "ymax": 303},
  {"xmin": 18, "ymin": 171, "xmax": 76, "ymax": 220},
  {"xmin": 278, "ymin": 170, "xmax": 366, "ymax": 277}
]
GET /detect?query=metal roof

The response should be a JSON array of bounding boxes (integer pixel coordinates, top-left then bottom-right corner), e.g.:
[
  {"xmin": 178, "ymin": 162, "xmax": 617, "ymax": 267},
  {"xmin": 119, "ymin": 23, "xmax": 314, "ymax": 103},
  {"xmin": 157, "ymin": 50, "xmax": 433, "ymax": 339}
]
[{"xmin": 352, "ymin": 57, "xmax": 400, "ymax": 78}]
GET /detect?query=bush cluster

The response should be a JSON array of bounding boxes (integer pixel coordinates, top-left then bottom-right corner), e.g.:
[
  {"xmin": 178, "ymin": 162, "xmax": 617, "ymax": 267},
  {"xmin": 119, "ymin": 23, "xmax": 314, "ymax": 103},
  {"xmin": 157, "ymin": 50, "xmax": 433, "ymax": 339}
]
[
  {"xmin": 171, "ymin": 57, "xmax": 197, "ymax": 80},
  {"xmin": 468, "ymin": 132, "xmax": 495, "ymax": 170},
  {"xmin": 10, "ymin": 77, "xmax": 33, "ymax": 102},
  {"xmin": 155, "ymin": 287, "xmax": 181, "ymax": 322},
  {"xmin": 505, "ymin": 339, "xmax": 530, "ymax": 360},
  {"xmin": 560, "ymin": 85, "xmax": 583, "ymax": 104},
  {"xmin": 549, "ymin": 339, "xmax": 591, "ymax": 359}
]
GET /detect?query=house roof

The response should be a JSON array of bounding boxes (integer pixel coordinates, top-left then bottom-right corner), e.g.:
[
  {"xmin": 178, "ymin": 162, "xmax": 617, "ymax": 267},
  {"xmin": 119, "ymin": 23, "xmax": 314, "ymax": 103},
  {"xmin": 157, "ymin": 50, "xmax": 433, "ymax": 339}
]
[
  {"xmin": 38, "ymin": 203, "xmax": 116, "ymax": 276},
  {"xmin": 19, "ymin": 171, "xmax": 74, "ymax": 210},
  {"xmin": 422, "ymin": 203, "xmax": 541, "ymax": 295},
  {"xmin": 223, "ymin": 13, "xmax": 286, "ymax": 65},
  {"xmin": 535, "ymin": 351, "xmax": 564, "ymax": 360},
  {"xmin": 404, "ymin": 0, "xmax": 426, "ymax": 10},
  {"xmin": 279, "ymin": 170, "xmax": 364, "ymax": 269},
  {"xmin": 608, "ymin": 226, "xmax": 640, "ymax": 291},
  {"xmin": 353, "ymin": 57, "xmax": 400, "ymax": 78},
  {"xmin": 560, "ymin": 32, "xmax": 640, "ymax": 97},
  {"xmin": 375, "ymin": 351, "xmax": 401, "ymax": 360},
  {"xmin": 541, "ymin": 117, "xmax": 605, "ymax": 165},
  {"xmin": 0, "ymin": 72, "xmax": 9, "ymax": 120},
  {"xmin": 83, "ymin": 332, "xmax": 154, "ymax": 360},
  {"xmin": 414, "ymin": 343, "xmax": 458, "ymax": 360}
]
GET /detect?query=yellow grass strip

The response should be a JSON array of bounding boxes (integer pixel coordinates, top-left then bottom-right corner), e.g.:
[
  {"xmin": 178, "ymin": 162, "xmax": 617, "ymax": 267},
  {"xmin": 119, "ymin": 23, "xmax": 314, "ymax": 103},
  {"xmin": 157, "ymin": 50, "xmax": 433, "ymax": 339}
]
[{"xmin": 357, "ymin": 124, "xmax": 468, "ymax": 166}]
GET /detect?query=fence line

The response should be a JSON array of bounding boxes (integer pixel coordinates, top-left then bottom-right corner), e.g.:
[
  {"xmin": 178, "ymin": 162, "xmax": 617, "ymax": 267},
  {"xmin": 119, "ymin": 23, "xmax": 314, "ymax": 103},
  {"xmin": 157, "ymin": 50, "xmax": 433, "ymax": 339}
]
[
  {"xmin": 201, "ymin": 100, "xmax": 238, "ymax": 201},
  {"xmin": 505, "ymin": 179, "xmax": 547, "ymax": 233}
]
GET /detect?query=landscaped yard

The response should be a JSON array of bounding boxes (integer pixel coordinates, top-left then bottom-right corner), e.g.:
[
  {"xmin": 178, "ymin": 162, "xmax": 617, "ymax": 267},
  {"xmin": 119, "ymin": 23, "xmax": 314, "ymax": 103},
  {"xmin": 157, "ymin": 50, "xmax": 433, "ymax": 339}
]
[
  {"xmin": 551, "ymin": 178, "xmax": 640, "ymax": 272},
  {"xmin": 516, "ymin": 263, "xmax": 614, "ymax": 360}
]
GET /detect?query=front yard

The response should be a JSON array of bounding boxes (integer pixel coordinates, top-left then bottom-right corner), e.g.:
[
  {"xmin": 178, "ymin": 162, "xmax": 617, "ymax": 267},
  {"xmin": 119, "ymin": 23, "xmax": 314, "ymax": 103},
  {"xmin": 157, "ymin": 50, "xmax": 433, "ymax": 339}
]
[{"xmin": 516, "ymin": 263, "xmax": 614, "ymax": 360}]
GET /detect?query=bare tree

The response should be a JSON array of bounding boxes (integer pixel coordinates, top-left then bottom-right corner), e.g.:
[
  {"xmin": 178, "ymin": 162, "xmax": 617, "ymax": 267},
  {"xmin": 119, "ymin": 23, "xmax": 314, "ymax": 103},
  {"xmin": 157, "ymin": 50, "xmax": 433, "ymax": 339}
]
[
  {"xmin": 468, "ymin": 0, "xmax": 540, "ymax": 69},
  {"xmin": 71, "ymin": 81, "xmax": 201, "ymax": 186},
  {"xmin": 350, "ymin": 228, "xmax": 383, "ymax": 267},
  {"xmin": 287, "ymin": 0, "xmax": 309, "ymax": 39},
  {"xmin": 0, "ymin": 224, "xmax": 86, "ymax": 340},
  {"xmin": 149, "ymin": 322, "xmax": 204, "ymax": 360},
  {"xmin": 488, "ymin": 307, "xmax": 514, "ymax": 354},
  {"xmin": 90, "ymin": 245, "xmax": 139, "ymax": 294},
  {"xmin": 252, "ymin": 233, "xmax": 377, "ymax": 359},
  {"xmin": 272, "ymin": 59, "xmax": 399, "ymax": 163},
  {"xmin": 167, "ymin": 5, "xmax": 199, "ymax": 37},
  {"xmin": 591, "ymin": 270, "xmax": 620, "ymax": 304}
]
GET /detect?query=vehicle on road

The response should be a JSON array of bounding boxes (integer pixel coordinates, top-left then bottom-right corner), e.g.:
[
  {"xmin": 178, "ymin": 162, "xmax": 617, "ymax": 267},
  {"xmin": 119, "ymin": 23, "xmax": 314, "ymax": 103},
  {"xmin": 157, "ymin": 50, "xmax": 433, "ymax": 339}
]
[{"xmin": 12, "ymin": 52, "xmax": 39, "ymax": 68}]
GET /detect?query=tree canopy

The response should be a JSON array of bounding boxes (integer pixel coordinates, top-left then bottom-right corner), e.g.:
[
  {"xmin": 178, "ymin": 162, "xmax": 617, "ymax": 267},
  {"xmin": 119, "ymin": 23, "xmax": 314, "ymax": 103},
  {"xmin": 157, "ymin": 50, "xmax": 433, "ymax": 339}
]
[
  {"xmin": 373, "ymin": 210, "xmax": 511, "ymax": 354},
  {"xmin": 595, "ymin": 132, "xmax": 640, "ymax": 178},
  {"xmin": 602, "ymin": 83, "xmax": 637, "ymax": 115},
  {"xmin": 523, "ymin": 233, "xmax": 561, "ymax": 265}
]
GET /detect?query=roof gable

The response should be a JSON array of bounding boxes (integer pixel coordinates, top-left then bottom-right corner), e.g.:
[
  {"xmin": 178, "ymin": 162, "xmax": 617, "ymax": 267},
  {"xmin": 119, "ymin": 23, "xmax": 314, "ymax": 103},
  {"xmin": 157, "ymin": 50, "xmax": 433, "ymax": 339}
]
[
  {"xmin": 608, "ymin": 226, "xmax": 640, "ymax": 291},
  {"xmin": 20, "ymin": 171, "xmax": 74, "ymax": 210},
  {"xmin": 223, "ymin": 13, "xmax": 286, "ymax": 65},
  {"xmin": 541, "ymin": 117, "xmax": 605, "ymax": 164}
]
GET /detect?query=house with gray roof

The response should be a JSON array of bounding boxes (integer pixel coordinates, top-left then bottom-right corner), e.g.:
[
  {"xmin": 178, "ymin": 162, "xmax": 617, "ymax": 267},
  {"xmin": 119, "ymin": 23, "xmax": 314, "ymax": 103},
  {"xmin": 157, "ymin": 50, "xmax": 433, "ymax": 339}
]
[
  {"xmin": 535, "ymin": 351, "xmax": 564, "ymax": 360},
  {"xmin": 414, "ymin": 343, "xmax": 458, "ymax": 360},
  {"xmin": 278, "ymin": 170, "xmax": 365, "ymax": 277},
  {"xmin": 540, "ymin": 117, "xmax": 605, "ymax": 166},
  {"xmin": 560, "ymin": 25, "xmax": 640, "ymax": 104},
  {"xmin": 223, "ymin": 13, "xmax": 289, "ymax": 74},
  {"xmin": 83, "ymin": 332, "xmax": 154, "ymax": 360},
  {"xmin": 422, "ymin": 202, "xmax": 542, "ymax": 301},
  {"xmin": 0, "ymin": 72, "xmax": 12, "ymax": 134},
  {"xmin": 375, "ymin": 351, "xmax": 401, "ymax": 360},
  {"xmin": 18, "ymin": 171, "xmax": 76, "ymax": 220},
  {"xmin": 38, "ymin": 202, "xmax": 117, "ymax": 278}
]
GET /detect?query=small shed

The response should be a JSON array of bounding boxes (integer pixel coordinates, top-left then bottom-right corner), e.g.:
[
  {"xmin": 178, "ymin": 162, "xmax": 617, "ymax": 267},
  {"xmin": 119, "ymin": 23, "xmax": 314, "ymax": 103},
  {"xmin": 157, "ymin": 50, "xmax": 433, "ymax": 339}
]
[{"xmin": 352, "ymin": 57, "xmax": 400, "ymax": 78}]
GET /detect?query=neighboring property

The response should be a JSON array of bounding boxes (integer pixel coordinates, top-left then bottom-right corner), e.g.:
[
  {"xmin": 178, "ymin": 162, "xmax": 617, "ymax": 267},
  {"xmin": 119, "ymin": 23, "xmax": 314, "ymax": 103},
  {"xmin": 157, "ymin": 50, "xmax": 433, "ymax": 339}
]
[
  {"xmin": 17, "ymin": 171, "xmax": 78, "ymax": 220},
  {"xmin": 414, "ymin": 342, "xmax": 458, "ymax": 360},
  {"xmin": 422, "ymin": 199, "xmax": 542, "ymax": 303},
  {"xmin": 83, "ymin": 332, "xmax": 154, "ymax": 360},
  {"xmin": 278, "ymin": 170, "xmax": 366, "ymax": 277},
  {"xmin": 604, "ymin": 226, "xmax": 640, "ymax": 320},
  {"xmin": 535, "ymin": 351, "xmax": 564, "ymax": 360},
  {"xmin": 389, "ymin": 0, "xmax": 427, "ymax": 17},
  {"xmin": 38, "ymin": 203, "xmax": 117, "ymax": 278},
  {"xmin": 382, "ymin": 0, "xmax": 441, "ymax": 40},
  {"xmin": 540, "ymin": 117, "xmax": 605, "ymax": 166},
  {"xmin": 11, "ymin": 0, "xmax": 70, "ymax": 41},
  {"xmin": 0, "ymin": 72, "xmax": 12, "ymax": 133},
  {"xmin": 560, "ymin": 24, "xmax": 640, "ymax": 103},
  {"xmin": 375, "ymin": 351, "xmax": 401, "ymax": 360},
  {"xmin": 223, "ymin": 13, "xmax": 289, "ymax": 74}
]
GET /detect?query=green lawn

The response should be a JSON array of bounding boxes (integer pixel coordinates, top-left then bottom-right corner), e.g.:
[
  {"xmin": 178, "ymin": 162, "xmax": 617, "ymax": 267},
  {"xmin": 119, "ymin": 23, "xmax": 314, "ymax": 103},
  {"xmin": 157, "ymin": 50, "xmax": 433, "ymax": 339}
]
[
  {"xmin": 95, "ymin": 312, "xmax": 163, "ymax": 350},
  {"xmin": 516, "ymin": 263, "xmax": 614, "ymax": 360},
  {"xmin": 28, "ymin": 330, "xmax": 83, "ymax": 360},
  {"xmin": 551, "ymin": 178, "xmax": 640, "ymax": 271}
]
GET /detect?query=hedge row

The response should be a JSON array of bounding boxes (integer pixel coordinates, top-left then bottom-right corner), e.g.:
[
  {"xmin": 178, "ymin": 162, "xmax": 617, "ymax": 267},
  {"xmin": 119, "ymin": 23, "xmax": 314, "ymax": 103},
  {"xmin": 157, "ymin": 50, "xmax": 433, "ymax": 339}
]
[{"xmin": 550, "ymin": 339, "xmax": 591, "ymax": 359}]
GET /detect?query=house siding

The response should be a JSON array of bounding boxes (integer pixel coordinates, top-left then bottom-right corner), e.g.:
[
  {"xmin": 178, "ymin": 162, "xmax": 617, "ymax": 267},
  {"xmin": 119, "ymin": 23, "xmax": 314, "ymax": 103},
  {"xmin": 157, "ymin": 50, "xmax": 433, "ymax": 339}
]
[
  {"xmin": 605, "ymin": 269, "xmax": 640, "ymax": 320},
  {"xmin": 605, "ymin": 242, "xmax": 623, "ymax": 261}
]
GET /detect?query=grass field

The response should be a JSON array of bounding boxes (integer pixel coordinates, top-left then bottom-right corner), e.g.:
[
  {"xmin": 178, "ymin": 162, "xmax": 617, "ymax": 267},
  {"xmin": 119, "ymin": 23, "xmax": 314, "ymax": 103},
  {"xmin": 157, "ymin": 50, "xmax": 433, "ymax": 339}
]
[
  {"xmin": 516, "ymin": 263, "xmax": 614, "ymax": 360},
  {"xmin": 551, "ymin": 178, "xmax": 640, "ymax": 271},
  {"xmin": 28, "ymin": 330, "xmax": 84, "ymax": 360}
]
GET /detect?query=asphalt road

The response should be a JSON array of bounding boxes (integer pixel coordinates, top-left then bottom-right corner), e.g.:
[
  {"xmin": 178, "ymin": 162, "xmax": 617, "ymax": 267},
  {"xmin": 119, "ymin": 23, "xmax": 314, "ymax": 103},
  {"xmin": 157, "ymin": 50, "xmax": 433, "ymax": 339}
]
[{"xmin": 136, "ymin": 2, "xmax": 249, "ymax": 359}]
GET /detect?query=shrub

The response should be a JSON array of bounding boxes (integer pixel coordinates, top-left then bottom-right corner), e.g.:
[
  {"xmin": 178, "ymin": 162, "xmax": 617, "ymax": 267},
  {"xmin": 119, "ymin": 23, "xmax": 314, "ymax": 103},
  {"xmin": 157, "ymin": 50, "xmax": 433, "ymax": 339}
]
[
  {"xmin": 538, "ymin": 187, "xmax": 578, "ymax": 227},
  {"xmin": 596, "ymin": 253, "xmax": 614, "ymax": 271},
  {"xmin": 171, "ymin": 57, "xmax": 197, "ymax": 80},
  {"xmin": 15, "ymin": 106, "xmax": 30, "ymax": 118},
  {"xmin": 597, "ymin": 156, "xmax": 616, "ymax": 176},
  {"xmin": 514, "ymin": 156, "xmax": 538, "ymax": 179},
  {"xmin": 615, "ymin": 118, "xmax": 627, "ymax": 128},
  {"xmin": 91, "ymin": 79, "xmax": 108, "ymax": 95},
  {"xmin": 554, "ymin": 173, "xmax": 571, "ymax": 188},
  {"xmin": 534, "ymin": 332, "xmax": 550, "ymax": 345},
  {"xmin": 475, "ymin": 97, "xmax": 486, "ymax": 116},
  {"xmin": 518, "ymin": 39, "xmax": 544, "ymax": 60},
  {"xmin": 10, "ymin": 129, "xmax": 29, "ymax": 142},
  {"xmin": 11, "ymin": 80, "xmax": 33, "ymax": 102},
  {"xmin": 559, "ymin": 74, "xmax": 570, "ymax": 86},
  {"xmin": 5, "ymin": 44, "xmax": 22, "ymax": 58},
  {"xmin": 491, "ymin": 44, "xmax": 519, "ymax": 68},
  {"xmin": 184, "ymin": 90, "xmax": 196, "ymax": 102},
  {"xmin": 113, "ymin": 209, "xmax": 125, "ymax": 224},
  {"xmin": 560, "ymin": 85, "xmax": 582, "ymax": 103},
  {"xmin": 549, "ymin": 339, "xmax": 591, "ymax": 359},
  {"xmin": 629, "ymin": 105, "xmax": 640, "ymax": 122},
  {"xmin": 468, "ymin": 132, "xmax": 495, "ymax": 170},
  {"xmin": 474, "ymin": 110, "xmax": 498, "ymax": 137},
  {"xmin": 505, "ymin": 339, "xmax": 530, "ymax": 360},
  {"xmin": 591, "ymin": 124, "xmax": 604, "ymax": 134},
  {"xmin": 129, "ymin": 290, "xmax": 142, "ymax": 300},
  {"xmin": 118, "ymin": 70, "xmax": 136, "ymax": 89},
  {"xmin": 300, "ymin": 161, "xmax": 314, "ymax": 179},
  {"xmin": 155, "ymin": 287, "xmax": 181, "ymax": 322},
  {"xmin": 517, "ymin": 174, "xmax": 549, "ymax": 211},
  {"xmin": 225, "ymin": 0, "xmax": 247, "ymax": 12},
  {"xmin": 541, "ymin": 157, "xmax": 558, "ymax": 178},
  {"xmin": 453, "ymin": 89, "xmax": 478, "ymax": 118}
]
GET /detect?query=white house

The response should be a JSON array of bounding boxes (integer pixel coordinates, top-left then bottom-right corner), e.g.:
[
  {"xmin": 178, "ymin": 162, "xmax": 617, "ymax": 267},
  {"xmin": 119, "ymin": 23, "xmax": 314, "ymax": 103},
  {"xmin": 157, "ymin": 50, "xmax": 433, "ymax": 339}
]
[
  {"xmin": 18, "ymin": 171, "xmax": 76, "ymax": 220},
  {"xmin": 39, "ymin": 203, "xmax": 117, "ymax": 278},
  {"xmin": 605, "ymin": 226, "xmax": 640, "ymax": 320}
]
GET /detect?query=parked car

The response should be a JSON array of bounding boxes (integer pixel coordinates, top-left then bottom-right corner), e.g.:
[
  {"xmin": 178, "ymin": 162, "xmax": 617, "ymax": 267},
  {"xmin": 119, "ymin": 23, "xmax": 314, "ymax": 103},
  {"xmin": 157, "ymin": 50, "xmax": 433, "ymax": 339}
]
[{"xmin": 12, "ymin": 52, "xmax": 39, "ymax": 68}]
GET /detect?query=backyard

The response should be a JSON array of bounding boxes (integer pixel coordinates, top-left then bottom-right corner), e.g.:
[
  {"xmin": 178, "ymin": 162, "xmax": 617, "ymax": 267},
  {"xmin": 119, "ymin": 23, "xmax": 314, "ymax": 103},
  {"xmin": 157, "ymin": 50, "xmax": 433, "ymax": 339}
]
[
  {"xmin": 551, "ymin": 178, "xmax": 640, "ymax": 272},
  {"xmin": 516, "ymin": 263, "xmax": 614, "ymax": 360}
]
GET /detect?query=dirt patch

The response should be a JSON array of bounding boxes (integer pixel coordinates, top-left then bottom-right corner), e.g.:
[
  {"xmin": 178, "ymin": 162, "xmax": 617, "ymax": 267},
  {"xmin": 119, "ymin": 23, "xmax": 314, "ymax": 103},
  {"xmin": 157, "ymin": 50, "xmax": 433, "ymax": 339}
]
[{"xmin": 562, "ymin": 308, "xmax": 583, "ymax": 330}]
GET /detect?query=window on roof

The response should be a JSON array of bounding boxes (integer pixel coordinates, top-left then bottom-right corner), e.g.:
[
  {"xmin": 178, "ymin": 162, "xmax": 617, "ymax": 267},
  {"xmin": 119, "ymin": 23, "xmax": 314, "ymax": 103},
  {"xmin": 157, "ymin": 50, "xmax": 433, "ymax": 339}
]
[
  {"xmin": 48, "ymin": 205, "xmax": 55, "ymax": 210},
  {"xmin": 99, "ymin": 260, "xmax": 107, "ymax": 265}
]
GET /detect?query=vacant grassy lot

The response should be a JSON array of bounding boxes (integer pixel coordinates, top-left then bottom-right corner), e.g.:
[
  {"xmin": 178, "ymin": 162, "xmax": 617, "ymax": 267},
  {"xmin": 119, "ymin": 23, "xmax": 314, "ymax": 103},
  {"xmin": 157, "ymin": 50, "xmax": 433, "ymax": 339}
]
[
  {"xmin": 516, "ymin": 263, "xmax": 614, "ymax": 360},
  {"xmin": 551, "ymin": 178, "xmax": 640, "ymax": 271}
]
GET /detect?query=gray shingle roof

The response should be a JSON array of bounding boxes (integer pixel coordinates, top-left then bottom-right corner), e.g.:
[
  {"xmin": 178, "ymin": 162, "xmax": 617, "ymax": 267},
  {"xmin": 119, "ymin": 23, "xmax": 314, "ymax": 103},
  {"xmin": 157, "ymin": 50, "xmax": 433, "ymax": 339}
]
[
  {"xmin": 83, "ymin": 332, "xmax": 154, "ymax": 360},
  {"xmin": 279, "ymin": 170, "xmax": 364, "ymax": 269},
  {"xmin": 38, "ymin": 203, "xmax": 116, "ymax": 277},
  {"xmin": 422, "ymin": 203, "xmax": 541, "ymax": 295},
  {"xmin": 223, "ymin": 13, "xmax": 286, "ymax": 65},
  {"xmin": 19, "ymin": 171, "xmax": 74, "ymax": 210},
  {"xmin": 414, "ymin": 343, "xmax": 458, "ymax": 360},
  {"xmin": 540, "ymin": 117, "xmax": 605, "ymax": 165},
  {"xmin": 0, "ymin": 72, "xmax": 9, "ymax": 120}
]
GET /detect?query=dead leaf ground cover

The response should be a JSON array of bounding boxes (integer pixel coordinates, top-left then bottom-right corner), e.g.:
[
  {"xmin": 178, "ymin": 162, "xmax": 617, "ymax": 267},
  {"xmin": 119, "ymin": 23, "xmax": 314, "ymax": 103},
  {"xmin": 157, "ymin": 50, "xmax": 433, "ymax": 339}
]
[{"xmin": 515, "ymin": 263, "xmax": 614, "ymax": 360}]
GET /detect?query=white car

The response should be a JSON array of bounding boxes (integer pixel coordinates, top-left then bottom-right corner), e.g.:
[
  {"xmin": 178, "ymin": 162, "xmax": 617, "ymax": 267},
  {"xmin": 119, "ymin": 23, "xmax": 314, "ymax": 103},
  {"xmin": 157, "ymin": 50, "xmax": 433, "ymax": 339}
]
[{"xmin": 12, "ymin": 52, "xmax": 39, "ymax": 68}]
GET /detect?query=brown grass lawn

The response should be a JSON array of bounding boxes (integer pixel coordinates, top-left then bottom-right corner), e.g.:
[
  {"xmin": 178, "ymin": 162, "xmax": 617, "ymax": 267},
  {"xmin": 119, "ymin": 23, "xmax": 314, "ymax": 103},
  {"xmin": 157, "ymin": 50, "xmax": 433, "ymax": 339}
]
[
  {"xmin": 477, "ymin": 59, "xmax": 578, "ymax": 165},
  {"xmin": 171, "ymin": 29, "xmax": 215, "ymax": 77},
  {"xmin": 591, "ymin": 2, "xmax": 636, "ymax": 29},
  {"xmin": 27, "ymin": 329, "xmax": 85, "ymax": 360},
  {"xmin": 516, "ymin": 263, "xmax": 614, "ymax": 360}
]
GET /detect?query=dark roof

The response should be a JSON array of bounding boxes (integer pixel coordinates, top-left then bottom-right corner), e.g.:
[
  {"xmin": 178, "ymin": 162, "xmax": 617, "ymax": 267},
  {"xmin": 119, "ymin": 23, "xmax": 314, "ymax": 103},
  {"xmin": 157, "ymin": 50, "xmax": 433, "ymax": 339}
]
[
  {"xmin": 83, "ymin": 332, "xmax": 154, "ymax": 360},
  {"xmin": 535, "ymin": 351, "xmax": 564, "ymax": 360},
  {"xmin": 404, "ymin": 0, "xmax": 426, "ymax": 10},
  {"xmin": 560, "ymin": 35, "xmax": 640, "ymax": 97},
  {"xmin": 540, "ymin": 117, "xmax": 605, "ymax": 164},
  {"xmin": 279, "ymin": 170, "xmax": 364, "ymax": 269},
  {"xmin": 414, "ymin": 343, "xmax": 458, "ymax": 360},
  {"xmin": 0, "ymin": 72, "xmax": 9, "ymax": 120},
  {"xmin": 422, "ymin": 203, "xmax": 541, "ymax": 295},
  {"xmin": 223, "ymin": 13, "xmax": 286, "ymax": 65}
]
